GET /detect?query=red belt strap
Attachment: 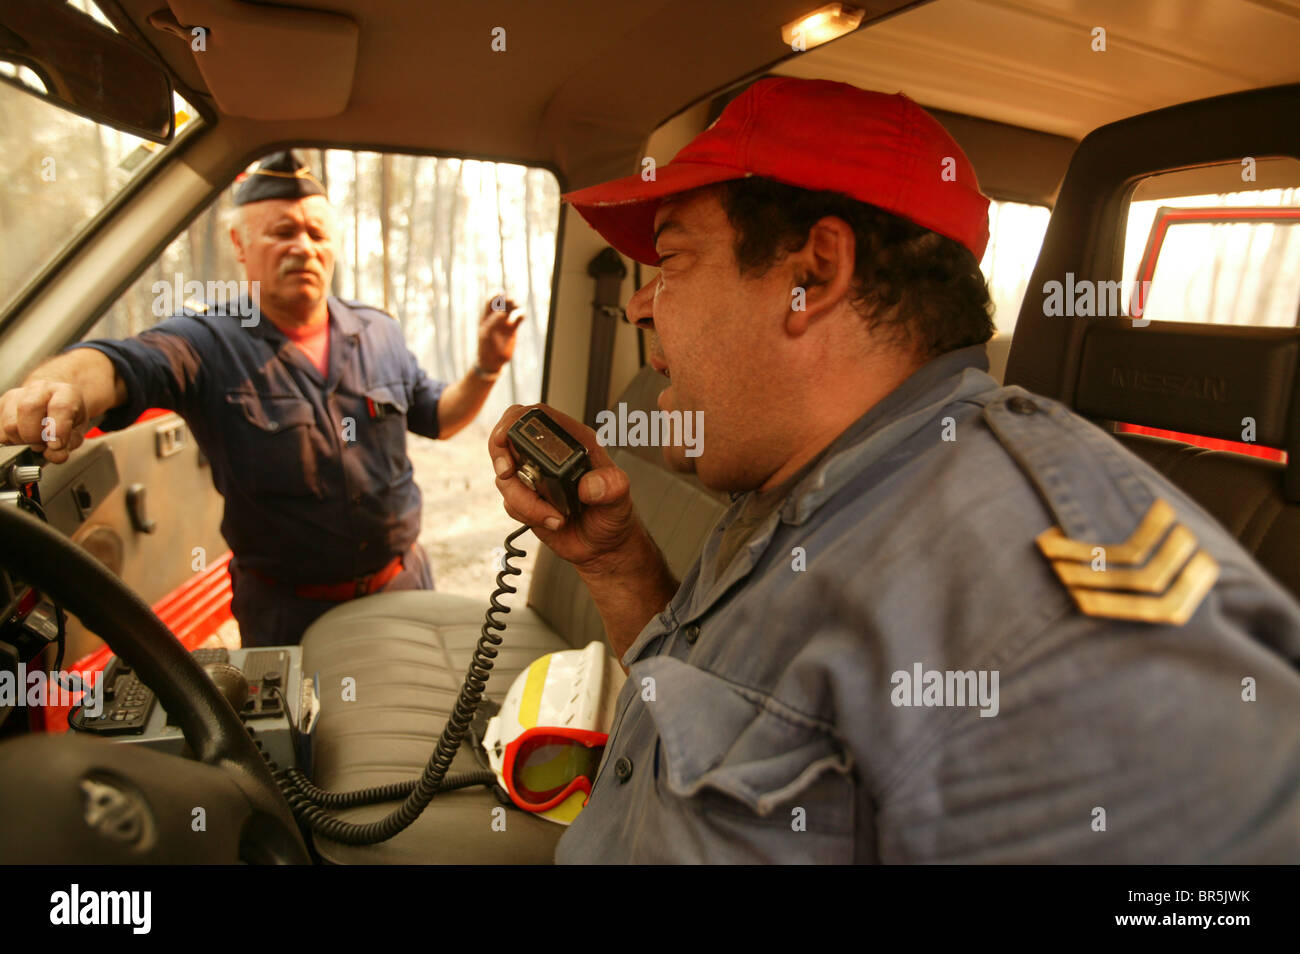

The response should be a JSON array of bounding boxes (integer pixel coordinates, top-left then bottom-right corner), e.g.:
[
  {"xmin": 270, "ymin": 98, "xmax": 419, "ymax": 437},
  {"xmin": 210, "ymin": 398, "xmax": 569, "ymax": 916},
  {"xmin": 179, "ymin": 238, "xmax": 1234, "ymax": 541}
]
[{"xmin": 245, "ymin": 553, "xmax": 405, "ymax": 602}]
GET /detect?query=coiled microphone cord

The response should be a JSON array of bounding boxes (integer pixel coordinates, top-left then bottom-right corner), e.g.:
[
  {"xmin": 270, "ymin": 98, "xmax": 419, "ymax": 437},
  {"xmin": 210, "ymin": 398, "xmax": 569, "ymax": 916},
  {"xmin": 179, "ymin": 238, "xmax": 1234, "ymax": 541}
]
[{"xmin": 275, "ymin": 524, "xmax": 530, "ymax": 844}]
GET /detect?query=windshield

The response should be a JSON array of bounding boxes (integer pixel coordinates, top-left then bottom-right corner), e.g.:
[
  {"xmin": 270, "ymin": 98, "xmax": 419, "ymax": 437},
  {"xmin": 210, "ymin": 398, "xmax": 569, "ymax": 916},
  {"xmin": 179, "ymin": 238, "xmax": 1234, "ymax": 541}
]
[{"xmin": 0, "ymin": 0, "xmax": 192, "ymax": 317}]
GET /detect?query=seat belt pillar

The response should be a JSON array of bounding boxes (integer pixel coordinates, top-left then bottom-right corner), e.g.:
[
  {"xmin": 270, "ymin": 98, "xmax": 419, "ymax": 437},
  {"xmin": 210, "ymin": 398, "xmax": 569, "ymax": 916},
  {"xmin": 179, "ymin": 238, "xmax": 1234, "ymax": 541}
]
[{"xmin": 582, "ymin": 247, "xmax": 629, "ymax": 429}]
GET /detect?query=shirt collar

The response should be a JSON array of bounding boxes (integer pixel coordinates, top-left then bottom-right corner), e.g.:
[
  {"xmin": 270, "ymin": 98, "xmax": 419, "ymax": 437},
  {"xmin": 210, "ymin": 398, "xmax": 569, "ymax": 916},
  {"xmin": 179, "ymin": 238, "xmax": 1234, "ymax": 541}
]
[
  {"xmin": 328, "ymin": 298, "xmax": 365, "ymax": 337},
  {"xmin": 684, "ymin": 344, "xmax": 997, "ymax": 614},
  {"xmin": 779, "ymin": 344, "xmax": 997, "ymax": 526},
  {"xmin": 246, "ymin": 295, "xmax": 363, "ymax": 341}
]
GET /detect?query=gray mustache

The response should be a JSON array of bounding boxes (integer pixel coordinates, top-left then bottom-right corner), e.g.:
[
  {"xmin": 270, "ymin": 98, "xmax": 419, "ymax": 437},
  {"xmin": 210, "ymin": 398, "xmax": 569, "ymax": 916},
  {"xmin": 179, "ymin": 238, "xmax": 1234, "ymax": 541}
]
[{"xmin": 280, "ymin": 259, "xmax": 321, "ymax": 277}]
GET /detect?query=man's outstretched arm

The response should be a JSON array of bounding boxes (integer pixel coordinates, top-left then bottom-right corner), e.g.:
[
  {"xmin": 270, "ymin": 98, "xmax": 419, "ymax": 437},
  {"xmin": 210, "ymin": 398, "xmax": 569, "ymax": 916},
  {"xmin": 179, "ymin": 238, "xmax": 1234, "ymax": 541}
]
[
  {"xmin": 435, "ymin": 295, "xmax": 526, "ymax": 440},
  {"xmin": 489, "ymin": 403, "xmax": 678, "ymax": 662},
  {"xmin": 0, "ymin": 349, "xmax": 126, "ymax": 463},
  {"xmin": 436, "ymin": 368, "xmax": 499, "ymax": 440}
]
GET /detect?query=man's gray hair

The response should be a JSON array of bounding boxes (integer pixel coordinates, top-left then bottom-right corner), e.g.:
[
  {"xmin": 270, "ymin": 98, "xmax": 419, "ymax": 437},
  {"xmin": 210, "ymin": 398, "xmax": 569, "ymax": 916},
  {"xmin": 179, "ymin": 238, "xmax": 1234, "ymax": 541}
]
[{"xmin": 220, "ymin": 204, "xmax": 247, "ymax": 241}]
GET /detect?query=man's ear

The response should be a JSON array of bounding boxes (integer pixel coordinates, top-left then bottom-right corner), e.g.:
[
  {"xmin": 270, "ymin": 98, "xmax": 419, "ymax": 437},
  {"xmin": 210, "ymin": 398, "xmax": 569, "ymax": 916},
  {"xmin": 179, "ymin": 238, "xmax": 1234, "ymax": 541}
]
[
  {"xmin": 229, "ymin": 224, "xmax": 247, "ymax": 264},
  {"xmin": 784, "ymin": 215, "xmax": 855, "ymax": 336}
]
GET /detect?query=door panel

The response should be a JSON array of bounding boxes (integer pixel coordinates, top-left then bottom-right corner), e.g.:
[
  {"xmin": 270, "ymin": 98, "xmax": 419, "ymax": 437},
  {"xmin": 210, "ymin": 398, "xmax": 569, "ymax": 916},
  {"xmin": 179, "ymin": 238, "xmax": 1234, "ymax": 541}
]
[{"xmin": 37, "ymin": 410, "xmax": 227, "ymax": 660}]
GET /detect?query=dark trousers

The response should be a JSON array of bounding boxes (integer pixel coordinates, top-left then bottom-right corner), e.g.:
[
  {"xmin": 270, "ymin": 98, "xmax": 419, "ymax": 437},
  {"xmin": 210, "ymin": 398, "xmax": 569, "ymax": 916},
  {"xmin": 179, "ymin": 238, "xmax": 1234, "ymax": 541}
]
[{"xmin": 229, "ymin": 543, "xmax": 434, "ymax": 647}]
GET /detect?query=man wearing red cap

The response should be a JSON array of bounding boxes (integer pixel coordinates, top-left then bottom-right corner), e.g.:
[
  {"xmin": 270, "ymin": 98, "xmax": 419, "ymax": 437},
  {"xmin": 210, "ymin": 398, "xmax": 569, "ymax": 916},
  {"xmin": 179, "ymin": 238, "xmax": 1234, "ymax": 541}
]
[{"xmin": 491, "ymin": 78, "xmax": 1300, "ymax": 862}]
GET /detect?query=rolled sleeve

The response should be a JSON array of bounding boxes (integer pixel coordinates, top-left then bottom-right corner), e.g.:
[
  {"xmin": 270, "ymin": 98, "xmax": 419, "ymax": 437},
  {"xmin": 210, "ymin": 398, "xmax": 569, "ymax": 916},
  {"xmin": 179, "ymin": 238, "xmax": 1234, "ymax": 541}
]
[
  {"xmin": 404, "ymin": 351, "xmax": 446, "ymax": 441},
  {"xmin": 68, "ymin": 316, "xmax": 208, "ymax": 432}
]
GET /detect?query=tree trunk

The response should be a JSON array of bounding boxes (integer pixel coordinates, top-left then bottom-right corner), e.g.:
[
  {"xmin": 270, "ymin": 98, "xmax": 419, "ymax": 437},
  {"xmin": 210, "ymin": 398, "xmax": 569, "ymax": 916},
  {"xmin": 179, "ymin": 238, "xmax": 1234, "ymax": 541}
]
[
  {"xmin": 94, "ymin": 125, "xmax": 111, "ymax": 203},
  {"xmin": 150, "ymin": 256, "xmax": 170, "ymax": 336},
  {"xmin": 1248, "ymin": 220, "xmax": 1289, "ymax": 324},
  {"xmin": 0, "ymin": 94, "xmax": 12, "ymax": 298},
  {"xmin": 379, "ymin": 154, "xmax": 394, "ymax": 313},
  {"xmin": 495, "ymin": 165, "xmax": 518, "ymax": 403},
  {"xmin": 522, "ymin": 169, "xmax": 541, "ymax": 396},
  {"xmin": 186, "ymin": 217, "xmax": 201, "ymax": 284},
  {"xmin": 443, "ymin": 161, "xmax": 464, "ymax": 376},
  {"xmin": 427, "ymin": 160, "xmax": 446, "ymax": 379},
  {"xmin": 398, "ymin": 156, "xmax": 420, "ymax": 324},
  {"xmin": 352, "ymin": 152, "xmax": 362, "ymax": 300},
  {"xmin": 203, "ymin": 198, "xmax": 219, "ymax": 279},
  {"xmin": 319, "ymin": 150, "xmax": 343, "ymax": 298}
]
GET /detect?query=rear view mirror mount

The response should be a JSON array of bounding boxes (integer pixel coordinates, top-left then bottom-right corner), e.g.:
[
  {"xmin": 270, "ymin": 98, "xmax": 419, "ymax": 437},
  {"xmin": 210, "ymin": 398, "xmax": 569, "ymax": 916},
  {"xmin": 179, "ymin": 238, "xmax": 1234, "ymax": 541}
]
[{"xmin": 0, "ymin": 1, "xmax": 174, "ymax": 144}]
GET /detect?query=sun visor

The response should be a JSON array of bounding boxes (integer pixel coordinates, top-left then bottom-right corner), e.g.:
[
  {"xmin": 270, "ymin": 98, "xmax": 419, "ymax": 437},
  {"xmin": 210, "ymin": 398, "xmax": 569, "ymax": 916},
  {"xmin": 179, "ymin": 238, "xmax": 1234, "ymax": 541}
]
[{"xmin": 164, "ymin": 0, "xmax": 357, "ymax": 119}]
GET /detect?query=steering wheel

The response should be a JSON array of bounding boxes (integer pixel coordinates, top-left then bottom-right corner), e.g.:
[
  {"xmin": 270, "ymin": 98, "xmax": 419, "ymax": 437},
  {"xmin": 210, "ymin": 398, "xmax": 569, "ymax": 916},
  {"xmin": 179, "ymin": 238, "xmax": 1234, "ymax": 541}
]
[{"xmin": 0, "ymin": 503, "xmax": 309, "ymax": 864}]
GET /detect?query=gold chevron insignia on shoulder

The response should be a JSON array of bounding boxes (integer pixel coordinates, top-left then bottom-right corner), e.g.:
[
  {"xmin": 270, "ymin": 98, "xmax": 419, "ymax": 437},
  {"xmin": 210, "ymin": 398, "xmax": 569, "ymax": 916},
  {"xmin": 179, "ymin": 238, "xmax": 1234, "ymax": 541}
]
[{"xmin": 1035, "ymin": 498, "xmax": 1219, "ymax": 625}]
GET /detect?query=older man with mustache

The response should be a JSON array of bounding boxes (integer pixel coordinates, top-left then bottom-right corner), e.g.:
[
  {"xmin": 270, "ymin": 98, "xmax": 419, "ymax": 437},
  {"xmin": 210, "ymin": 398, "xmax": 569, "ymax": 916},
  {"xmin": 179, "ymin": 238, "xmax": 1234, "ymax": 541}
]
[{"xmin": 0, "ymin": 151, "xmax": 523, "ymax": 646}]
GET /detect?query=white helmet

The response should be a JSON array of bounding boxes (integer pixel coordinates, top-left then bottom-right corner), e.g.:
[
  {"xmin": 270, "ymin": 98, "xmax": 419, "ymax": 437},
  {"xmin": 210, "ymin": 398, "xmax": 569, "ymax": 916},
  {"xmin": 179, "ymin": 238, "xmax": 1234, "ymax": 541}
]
[{"xmin": 482, "ymin": 641, "xmax": 626, "ymax": 825}]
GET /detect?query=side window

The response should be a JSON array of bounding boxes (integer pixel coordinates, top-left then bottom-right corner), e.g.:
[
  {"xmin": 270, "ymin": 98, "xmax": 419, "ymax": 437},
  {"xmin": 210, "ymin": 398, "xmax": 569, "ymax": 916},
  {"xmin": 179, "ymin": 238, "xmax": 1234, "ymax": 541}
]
[
  {"xmin": 84, "ymin": 150, "xmax": 562, "ymax": 597},
  {"xmin": 85, "ymin": 150, "xmax": 561, "ymax": 414},
  {"xmin": 1120, "ymin": 159, "xmax": 1300, "ymax": 326},
  {"xmin": 979, "ymin": 199, "xmax": 1050, "ymax": 336},
  {"xmin": 0, "ymin": 0, "xmax": 198, "ymax": 318},
  {"xmin": 1113, "ymin": 160, "xmax": 1300, "ymax": 462}
]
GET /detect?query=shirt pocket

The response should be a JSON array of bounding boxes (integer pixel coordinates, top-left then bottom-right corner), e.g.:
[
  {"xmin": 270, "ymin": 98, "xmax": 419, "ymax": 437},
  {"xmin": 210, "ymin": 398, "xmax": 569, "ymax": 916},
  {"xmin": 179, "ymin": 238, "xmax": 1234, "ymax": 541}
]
[
  {"xmin": 357, "ymin": 382, "xmax": 411, "ymax": 485},
  {"xmin": 634, "ymin": 655, "xmax": 855, "ymax": 848},
  {"xmin": 224, "ymin": 388, "xmax": 319, "ymax": 497},
  {"xmin": 360, "ymin": 382, "xmax": 410, "ymax": 417}
]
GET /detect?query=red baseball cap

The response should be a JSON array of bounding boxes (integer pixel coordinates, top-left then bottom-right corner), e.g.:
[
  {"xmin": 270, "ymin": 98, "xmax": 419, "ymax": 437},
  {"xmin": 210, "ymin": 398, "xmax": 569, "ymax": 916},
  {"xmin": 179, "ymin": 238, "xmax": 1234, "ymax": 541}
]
[{"xmin": 563, "ymin": 77, "xmax": 990, "ymax": 265}]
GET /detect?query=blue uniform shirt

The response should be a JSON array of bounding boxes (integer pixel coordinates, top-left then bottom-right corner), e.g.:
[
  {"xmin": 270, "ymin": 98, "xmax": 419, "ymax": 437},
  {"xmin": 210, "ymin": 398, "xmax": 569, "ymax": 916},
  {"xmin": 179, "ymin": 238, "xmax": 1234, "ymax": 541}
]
[
  {"xmin": 557, "ymin": 346, "xmax": 1300, "ymax": 863},
  {"xmin": 71, "ymin": 297, "xmax": 445, "ymax": 585}
]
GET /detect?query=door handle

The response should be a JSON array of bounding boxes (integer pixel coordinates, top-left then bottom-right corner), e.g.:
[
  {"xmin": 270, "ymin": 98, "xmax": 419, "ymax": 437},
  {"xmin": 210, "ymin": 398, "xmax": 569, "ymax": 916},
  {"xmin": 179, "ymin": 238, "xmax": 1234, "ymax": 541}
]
[{"xmin": 126, "ymin": 484, "xmax": 157, "ymax": 534}]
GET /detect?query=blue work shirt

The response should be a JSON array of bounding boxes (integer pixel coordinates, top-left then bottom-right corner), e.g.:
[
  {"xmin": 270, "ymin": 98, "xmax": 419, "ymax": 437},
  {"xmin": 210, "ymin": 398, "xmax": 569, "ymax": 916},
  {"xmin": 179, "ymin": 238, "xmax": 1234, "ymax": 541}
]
[
  {"xmin": 557, "ymin": 346, "xmax": 1300, "ymax": 863},
  {"xmin": 71, "ymin": 297, "xmax": 445, "ymax": 585}
]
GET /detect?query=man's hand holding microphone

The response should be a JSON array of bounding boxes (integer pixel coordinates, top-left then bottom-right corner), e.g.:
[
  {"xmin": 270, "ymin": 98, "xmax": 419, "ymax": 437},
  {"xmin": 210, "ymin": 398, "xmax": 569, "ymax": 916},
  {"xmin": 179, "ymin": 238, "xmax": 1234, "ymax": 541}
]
[{"xmin": 489, "ymin": 403, "xmax": 678, "ymax": 661}]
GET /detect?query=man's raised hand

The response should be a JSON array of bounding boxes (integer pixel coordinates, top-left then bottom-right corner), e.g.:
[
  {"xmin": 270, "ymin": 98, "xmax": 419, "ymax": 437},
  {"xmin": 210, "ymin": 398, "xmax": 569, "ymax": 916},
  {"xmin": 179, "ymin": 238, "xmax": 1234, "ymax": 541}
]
[{"xmin": 479, "ymin": 294, "xmax": 526, "ymax": 373}]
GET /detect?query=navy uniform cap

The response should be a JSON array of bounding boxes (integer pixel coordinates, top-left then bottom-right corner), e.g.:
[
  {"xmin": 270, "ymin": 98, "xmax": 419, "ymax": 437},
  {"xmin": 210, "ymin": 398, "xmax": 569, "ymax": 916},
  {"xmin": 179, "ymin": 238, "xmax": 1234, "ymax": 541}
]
[{"xmin": 233, "ymin": 150, "xmax": 327, "ymax": 206}]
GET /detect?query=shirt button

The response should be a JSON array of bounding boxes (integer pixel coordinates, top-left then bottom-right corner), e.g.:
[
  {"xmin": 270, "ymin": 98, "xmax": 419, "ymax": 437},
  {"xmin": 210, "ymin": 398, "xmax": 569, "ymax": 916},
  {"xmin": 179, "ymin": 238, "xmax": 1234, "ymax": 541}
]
[
  {"xmin": 683, "ymin": 624, "xmax": 700, "ymax": 644},
  {"xmin": 614, "ymin": 757, "xmax": 633, "ymax": 783},
  {"xmin": 1007, "ymin": 396, "xmax": 1040, "ymax": 415},
  {"xmin": 267, "ymin": 421, "xmax": 280, "ymax": 431}
]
